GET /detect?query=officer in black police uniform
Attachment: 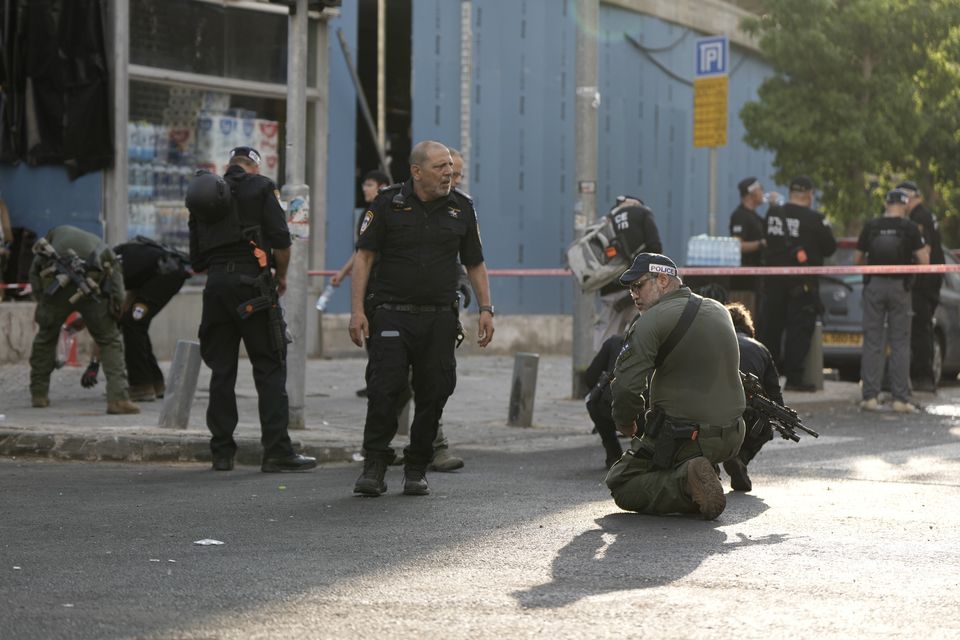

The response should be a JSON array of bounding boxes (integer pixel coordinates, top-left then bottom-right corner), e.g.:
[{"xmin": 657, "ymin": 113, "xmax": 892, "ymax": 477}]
[
  {"xmin": 594, "ymin": 196, "xmax": 661, "ymax": 351},
  {"xmin": 349, "ymin": 140, "xmax": 494, "ymax": 497},
  {"xmin": 109, "ymin": 237, "xmax": 191, "ymax": 401},
  {"xmin": 729, "ymin": 176, "xmax": 772, "ymax": 311},
  {"xmin": 583, "ymin": 334, "xmax": 626, "ymax": 469},
  {"xmin": 188, "ymin": 146, "xmax": 316, "ymax": 473},
  {"xmin": 760, "ymin": 176, "xmax": 836, "ymax": 391},
  {"xmin": 898, "ymin": 180, "xmax": 945, "ymax": 392},
  {"xmin": 723, "ymin": 302, "xmax": 782, "ymax": 492}
]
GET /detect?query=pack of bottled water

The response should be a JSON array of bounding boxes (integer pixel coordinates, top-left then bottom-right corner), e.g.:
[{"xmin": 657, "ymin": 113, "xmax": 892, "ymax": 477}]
[{"xmin": 686, "ymin": 235, "xmax": 742, "ymax": 267}]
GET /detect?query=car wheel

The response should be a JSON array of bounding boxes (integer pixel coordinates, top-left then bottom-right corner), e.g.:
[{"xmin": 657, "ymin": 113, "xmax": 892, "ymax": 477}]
[{"xmin": 932, "ymin": 332, "xmax": 944, "ymax": 386}]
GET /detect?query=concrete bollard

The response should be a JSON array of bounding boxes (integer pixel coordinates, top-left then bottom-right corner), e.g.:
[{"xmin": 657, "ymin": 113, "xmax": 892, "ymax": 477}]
[
  {"xmin": 801, "ymin": 320, "xmax": 825, "ymax": 391},
  {"xmin": 159, "ymin": 340, "xmax": 202, "ymax": 429},
  {"xmin": 507, "ymin": 352, "xmax": 539, "ymax": 427}
]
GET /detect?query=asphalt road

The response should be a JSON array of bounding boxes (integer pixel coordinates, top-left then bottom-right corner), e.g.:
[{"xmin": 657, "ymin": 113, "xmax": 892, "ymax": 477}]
[{"xmin": 2, "ymin": 398, "xmax": 960, "ymax": 640}]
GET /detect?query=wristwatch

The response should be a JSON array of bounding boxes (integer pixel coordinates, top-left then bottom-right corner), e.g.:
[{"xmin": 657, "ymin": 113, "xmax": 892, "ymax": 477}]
[{"xmin": 479, "ymin": 305, "xmax": 495, "ymax": 317}]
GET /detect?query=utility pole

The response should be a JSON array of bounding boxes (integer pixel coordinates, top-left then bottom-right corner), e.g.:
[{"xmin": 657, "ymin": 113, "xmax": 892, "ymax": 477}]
[
  {"xmin": 104, "ymin": 0, "xmax": 129, "ymax": 245},
  {"xmin": 572, "ymin": 0, "xmax": 599, "ymax": 398},
  {"xmin": 283, "ymin": 0, "xmax": 310, "ymax": 430}
]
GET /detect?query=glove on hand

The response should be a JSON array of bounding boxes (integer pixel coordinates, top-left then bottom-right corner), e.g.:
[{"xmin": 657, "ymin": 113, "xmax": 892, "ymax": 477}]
[{"xmin": 81, "ymin": 361, "xmax": 100, "ymax": 388}]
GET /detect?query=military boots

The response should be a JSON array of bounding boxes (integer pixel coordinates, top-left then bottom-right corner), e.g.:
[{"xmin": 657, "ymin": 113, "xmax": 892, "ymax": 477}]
[
  {"xmin": 354, "ymin": 458, "xmax": 389, "ymax": 496},
  {"xmin": 402, "ymin": 467, "xmax": 430, "ymax": 496},
  {"xmin": 685, "ymin": 457, "xmax": 726, "ymax": 520},
  {"xmin": 107, "ymin": 400, "xmax": 141, "ymax": 415}
]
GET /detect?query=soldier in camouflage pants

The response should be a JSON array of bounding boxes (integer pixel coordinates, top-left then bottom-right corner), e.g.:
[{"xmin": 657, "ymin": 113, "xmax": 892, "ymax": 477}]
[{"xmin": 28, "ymin": 225, "xmax": 139, "ymax": 414}]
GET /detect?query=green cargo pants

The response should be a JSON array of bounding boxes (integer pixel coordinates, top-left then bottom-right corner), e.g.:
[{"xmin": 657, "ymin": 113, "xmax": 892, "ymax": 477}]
[
  {"xmin": 604, "ymin": 418, "xmax": 745, "ymax": 515},
  {"xmin": 30, "ymin": 286, "xmax": 130, "ymax": 403}
]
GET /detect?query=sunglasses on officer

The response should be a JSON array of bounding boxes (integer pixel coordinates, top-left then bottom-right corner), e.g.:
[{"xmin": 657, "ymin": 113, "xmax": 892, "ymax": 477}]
[{"xmin": 628, "ymin": 275, "xmax": 656, "ymax": 294}]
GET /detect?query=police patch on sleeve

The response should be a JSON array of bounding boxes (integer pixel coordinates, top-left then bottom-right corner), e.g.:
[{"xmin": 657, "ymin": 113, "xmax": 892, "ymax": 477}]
[
  {"xmin": 274, "ymin": 189, "xmax": 282, "ymax": 205},
  {"xmin": 359, "ymin": 210, "xmax": 375, "ymax": 235},
  {"xmin": 132, "ymin": 303, "xmax": 148, "ymax": 321}
]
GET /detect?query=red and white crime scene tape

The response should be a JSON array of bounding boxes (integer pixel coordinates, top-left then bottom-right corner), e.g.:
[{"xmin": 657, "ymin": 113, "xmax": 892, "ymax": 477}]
[
  {"xmin": 7, "ymin": 264, "xmax": 957, "ymax": 291},
  {"xmin": 308, "ymin": 264, "xmax": 960, "ymax": 278}
]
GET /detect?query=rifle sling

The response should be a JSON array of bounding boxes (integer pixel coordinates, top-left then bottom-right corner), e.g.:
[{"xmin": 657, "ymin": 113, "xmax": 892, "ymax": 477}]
[{"xmin": 654, "ymin": 293, "xmax": 702, "ymax": 369}]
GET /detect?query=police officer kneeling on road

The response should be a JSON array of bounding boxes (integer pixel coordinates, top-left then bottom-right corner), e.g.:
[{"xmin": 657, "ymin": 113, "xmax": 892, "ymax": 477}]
[
  {"xmin": 187, "ymin": 146, "xmax": 316, "ymax": 473},
  {"xmin": 349, "ymin": 140, "xmax": 494, "ymax": 497},
  {"xmin": 605, "ymin": 254, "xmax": 746, "ymax": 520}
]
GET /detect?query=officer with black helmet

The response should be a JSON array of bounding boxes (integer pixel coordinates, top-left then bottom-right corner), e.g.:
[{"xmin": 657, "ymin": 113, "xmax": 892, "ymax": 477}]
[
  {"xmin": 760, "ymin": 176, "xmax": 836, "ymax": 391},
  {"xmin": 187, "ymin": 146, "xmax": 316, "ymax": 473},
  {"xmin": 856, "ymin": 189, "xmax": 928, "ymax": 413},
  {"xmin": 349, "ymin": 140, "xmax": 494, "ymax": 497}
]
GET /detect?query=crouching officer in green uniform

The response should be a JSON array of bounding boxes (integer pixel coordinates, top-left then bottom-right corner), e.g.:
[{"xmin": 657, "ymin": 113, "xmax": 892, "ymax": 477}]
[
  {"xmin": 28, "ymin": 225, "xmax": 139, "ymax": 414},
  {"xmin": 605, "ymin": 253, "xmax": 745, "ymax": 520}
]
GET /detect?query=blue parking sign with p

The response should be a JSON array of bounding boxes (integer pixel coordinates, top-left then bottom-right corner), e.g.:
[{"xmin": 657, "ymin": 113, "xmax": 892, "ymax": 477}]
[{"xmin": 696, "ymin": 36, "xmax": 728, "ymax": 77}]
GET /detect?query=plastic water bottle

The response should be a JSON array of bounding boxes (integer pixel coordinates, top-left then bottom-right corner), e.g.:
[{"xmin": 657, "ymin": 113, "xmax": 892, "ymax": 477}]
[{"xmin": 315, "ymin": 284, "xmax": 335, "ymax": 312}]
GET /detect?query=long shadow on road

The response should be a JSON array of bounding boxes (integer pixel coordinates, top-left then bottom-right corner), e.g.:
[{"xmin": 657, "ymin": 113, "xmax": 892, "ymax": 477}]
[{"xmin": 513, "ymin": 496, "xmax": 781, "ymax": 609}]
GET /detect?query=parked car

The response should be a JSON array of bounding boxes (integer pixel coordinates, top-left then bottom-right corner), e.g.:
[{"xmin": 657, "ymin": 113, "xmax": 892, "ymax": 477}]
[{"xmin": 819, "ymin": 238, "xmax": 960, "ymax": 383}]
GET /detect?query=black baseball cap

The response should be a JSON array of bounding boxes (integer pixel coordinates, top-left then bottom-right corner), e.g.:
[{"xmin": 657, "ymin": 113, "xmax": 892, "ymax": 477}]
[
  {"xmin": 229, "ymin": 146, "xmax": 262, "ymax": 165},
  {"xmin": 885, "ymin": 188, "xmax": 909, "ymax": 205},
  {"xmin": 738, "ymin": 177, "xmax": 760, "ymax": 197},
  {"xmin": 895, "ymin": 180, "xmax": 919, "ymax": 195},
  {"xmin": 789, "ymin": 176, "xmax": 814, "ymax": 192},
  {"xmin": 619, "ymin": 253, "xmax": 680, "ymax": 285}
]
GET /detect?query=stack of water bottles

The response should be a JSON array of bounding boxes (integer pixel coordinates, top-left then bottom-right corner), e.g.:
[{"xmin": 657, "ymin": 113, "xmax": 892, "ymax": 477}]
[{"xmin": 685, "ymin": 235, "xmax": 742, "ymax": 267}]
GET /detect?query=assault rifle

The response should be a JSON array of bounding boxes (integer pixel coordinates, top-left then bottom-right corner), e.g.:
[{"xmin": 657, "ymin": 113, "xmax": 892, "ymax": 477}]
[
  {"xmin": 740, "ymin": 371, "xmax": 819, "ymax": 442},
  {"xmin": 235, "ymin": 237, "xmax": 288, "ymax": 354},
  {"xmin": 33, "ymin": 237, "xmax": 102, "ymax": 304}
]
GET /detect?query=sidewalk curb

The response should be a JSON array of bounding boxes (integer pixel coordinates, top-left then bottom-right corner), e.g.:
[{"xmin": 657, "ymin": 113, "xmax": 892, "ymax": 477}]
[{"xmin": 0, "ymin": 429, "xmax": 358, "ymax": 466}]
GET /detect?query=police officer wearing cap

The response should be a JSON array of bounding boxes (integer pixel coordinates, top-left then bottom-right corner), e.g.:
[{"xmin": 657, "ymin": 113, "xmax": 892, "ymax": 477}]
[
  {"xmin": 856, "ymin": 189, "xmax": 928, "ymax": 413},
  {"xmin": 187, "ymin": 146, "xmax": 316, "ymax": 473},
  {"xmin": 897, "ymin": 180, "xmax": 945, "ymax": 391},
  {"xmin": 760, "ymin": 176, "xmax": 837, "ymax": 391},
  {"xmin": 729, "ymin": 177, "xmax": 776, "ymax": 311},
  {"xmin": 594, "ymin": 195, "xmax": 661, "ymax": 352},
  {"xmin": 349, "ymin": 140, "xmax": 493, "ymax": 497},
  {"xmin": 604, "ymin": 253, "xmax": 745, "ymax": 520}
]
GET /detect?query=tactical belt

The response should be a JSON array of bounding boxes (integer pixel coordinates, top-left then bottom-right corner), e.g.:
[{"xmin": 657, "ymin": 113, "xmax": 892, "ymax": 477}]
[
  {"xmin": 697, "ymin": 421, "xmax": 741, "ymax": 438},
  {"xmin": 207, "ymin": 261, "xmax": 260, "ymax": 274},
  {"xmin": 377, "ymin": 302, "xmax": 458, "ymax": 313}
]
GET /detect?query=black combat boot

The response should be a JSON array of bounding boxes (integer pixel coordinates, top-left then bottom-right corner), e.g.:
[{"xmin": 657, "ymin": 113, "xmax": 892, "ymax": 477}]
[
  {"xmin": 722, "ymin": 455, "xmax": 752, "ymax": 492},
  {"xmin": 402, "ymin": 466, "xmax": 430, "ymax": 496},
  {"xmin": 354, "ymin": 458, "xmax": 389, "ymax": 496}
]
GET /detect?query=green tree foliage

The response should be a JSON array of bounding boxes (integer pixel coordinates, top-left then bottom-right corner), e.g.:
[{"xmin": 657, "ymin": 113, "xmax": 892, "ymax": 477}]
[{"xmin": 740, "ymin": 0, "xmax": 960, "ymax": 233}]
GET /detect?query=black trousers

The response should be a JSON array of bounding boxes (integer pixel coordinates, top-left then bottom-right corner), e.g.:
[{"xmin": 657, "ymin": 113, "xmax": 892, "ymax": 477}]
[
  {"xmin": 737, "ymin": 416, "xmax": 774, "ymax": 465},
  {"xmin": 586, "ymin": 394, "xmax": 622, "ymax": 457},
  {"xmin": 120, "ymin": 272, "xmax": 187, "ymax": 387},
  {"xmin": 910, "ymin": 288, "xmax": 939, "ymax": 382},
  {"xmin": 760, "ymin": 280, "xmax": 818, "ymax": 383},
  {"xmin": 199, "ymin": 270, "xmax": 293, "ymax": 460},
  {"xmin": 362, "ymin": 308, "xmax": 459, "ymax": 468}
]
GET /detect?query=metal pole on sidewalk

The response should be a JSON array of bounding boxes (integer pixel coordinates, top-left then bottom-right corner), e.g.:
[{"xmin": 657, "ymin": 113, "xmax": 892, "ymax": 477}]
[
  {"xmin": 572, "ymin": 0, "xmax": 599, "ymax": 398},
  {"xmin": 284, "ymin": 0, "xmax": 310, "ymax": 430}
]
